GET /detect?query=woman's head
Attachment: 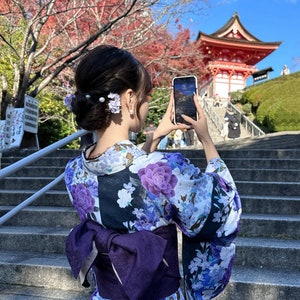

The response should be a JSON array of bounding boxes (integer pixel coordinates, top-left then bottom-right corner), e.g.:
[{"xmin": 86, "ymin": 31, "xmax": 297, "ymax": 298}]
[{"xmin": 71, "ymin": 45, "xmax": 152, "ymax": 131}]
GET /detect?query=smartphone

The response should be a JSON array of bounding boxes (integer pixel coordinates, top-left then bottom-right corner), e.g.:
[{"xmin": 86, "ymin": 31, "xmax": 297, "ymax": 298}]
[{"xmin": 173, "ymin": 75, "xmax": 198, "ymax": 124}]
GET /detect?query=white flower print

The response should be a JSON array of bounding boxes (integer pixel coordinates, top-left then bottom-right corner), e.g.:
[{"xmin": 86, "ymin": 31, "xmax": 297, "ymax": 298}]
[
  {"xmin": 117, "ymin": 189, "xmax": 132, "ymax": 208},
  {"xmin": 212, "ymin": 211, "xmax": 222, "ymax": 223},
  {"xmin": 116, "ymin": 182, "xmax": 136, "ymax": 208},
  {"xmin": 220, "ymin": 244, "xmax": 235, "ymax": 268},
  {"xmin": 223, "ymin": 207, "xmax": 241, "ymax": 236},
  {"xmin": 124, "ymin": 182, "xmax": 135, "ymax": 193},
  {"xmin": 132, "ymin": 208, "xmax": 144, "ymax": 218},
  {"xmin": 129, "ymin": 152, "xmax": 164, "ymax": 173}
]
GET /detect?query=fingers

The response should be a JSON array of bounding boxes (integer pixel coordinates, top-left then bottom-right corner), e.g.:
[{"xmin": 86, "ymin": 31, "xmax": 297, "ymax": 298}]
[
  {"xmin": 193, "ymin": 94, "xmax": 205, "ymax": 118},
  {"xmin": 181, "ymin": 114, "xmax": 195, "ymax": 126},
  {"xmin": 166, "ymin": 92, "xmax": 174, "ymax": 114}
]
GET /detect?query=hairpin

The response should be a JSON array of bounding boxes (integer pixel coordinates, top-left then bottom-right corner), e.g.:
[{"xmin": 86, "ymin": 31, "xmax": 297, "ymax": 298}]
[{"xmin": 107, "ymin": 93, "xmax": 121, "ymax": 114}]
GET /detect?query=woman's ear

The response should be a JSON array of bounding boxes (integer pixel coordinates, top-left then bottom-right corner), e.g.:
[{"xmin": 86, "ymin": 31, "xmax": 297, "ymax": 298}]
[
  {"xmin": 123, "ymin": 89, "xmax": 132, "ymax": 103},
  {"xmin": 123, "ymin": 89, "xmax": 136, "ymax": 111}
]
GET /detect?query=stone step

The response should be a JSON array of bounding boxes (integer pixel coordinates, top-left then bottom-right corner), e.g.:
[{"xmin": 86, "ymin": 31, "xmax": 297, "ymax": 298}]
[
  {"xmin": 0, "ymin": 226, "xmax": 68, "ymax": 253},
  {"xmin": 0, "ymin": 177, "xmax": 66, "ymax": 190},
  {"xmin": 241, "ymin": 195, "xmax": 300, "ymax": 215},
  {"xmin": 179, "ymin": 148, "xmax": 300, "ymax": 159},
  {"xmin": 189, "ymin": 157, "xmax": 300, "ymax": 170},
  {"xmin": 1, "ymin": 157, "xmax": 72, "ymax": 168},
  {"xmin": 0, "ymin": 206, "xmax": 79, "ymax": 227},
  {"xmin": 1, "ymin": 166, "xmax": 65, "ymax": 177},
  {"xmin": 0, "ymin": 267, "xmax": 299, "ymax": 300},
  {"xmin": 1, "ymin": 149, "xmax": 80, "ymax": 159},
  {"xmin": 231, "ymin": 168, "xmax": 300, "ymax": 182},
  {"xmin": 0, "ymin": 190, "xmax": 71, "ymax": 207},
  {"xmin": 215, "ymin": 266, "xmax": 300, "ymax": 300},
  {"xmin": 216, "ymin": 137, "xmax": 300, "ymax": 151},
  {"xmin": 239, "ymin": 213, "xmax": 300, "ymax": 239},
  {"xmin": 214, "ymin": 132, "xmax": 300, "ymax": 151},
  {"xmin": 235, "ymin": 237, "xmax": 300, "ymax": 271},
  {"xmin": 236, "ymin": 180, "xmax": 300, "ymax": 197},
  {"xmin": 0, "ymin": 284, "xmax": 90, "ymax": 300},
  {"xmin": 0, "ymin": 251, "xmax": 93, "ymax": 292}
]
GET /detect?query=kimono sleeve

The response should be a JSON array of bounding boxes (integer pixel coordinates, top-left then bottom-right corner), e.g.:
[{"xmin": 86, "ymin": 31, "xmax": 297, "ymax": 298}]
[
  {"xmin": 167, "ymin": 156, "xmax": 240, "ymax": 240},
  {"xmin": 169, "ymin": 156, "xmax": 241, "ymax": 299}
]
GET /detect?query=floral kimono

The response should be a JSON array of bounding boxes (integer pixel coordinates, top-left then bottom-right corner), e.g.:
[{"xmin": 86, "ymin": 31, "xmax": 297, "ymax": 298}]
[{"xmin": 65, "ymin": 141, "xmax": 241, "ymax": 300}]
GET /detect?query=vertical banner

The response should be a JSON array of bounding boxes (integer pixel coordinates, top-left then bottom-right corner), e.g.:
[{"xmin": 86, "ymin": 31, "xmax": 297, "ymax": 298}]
[
  {"xmin": 1, "ymin": 96, "xmax": 39, "ymax": 151},
  {"xmin": 24, "ymin": 95, "xmax": 39, "ymax": 134},
  {"xmin": 5, "ymin": 108, "xmax": 24, "ymax": 149}
]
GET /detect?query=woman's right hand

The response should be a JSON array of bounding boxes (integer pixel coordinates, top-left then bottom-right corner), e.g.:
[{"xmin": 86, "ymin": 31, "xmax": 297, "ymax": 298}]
[
  {"xmin": 181, "ymin": 94, "xmax": 211, "ymax": 143},
  {"xmin": 181, "ymin": 95, "xmax": 220, "ymax": 162}
]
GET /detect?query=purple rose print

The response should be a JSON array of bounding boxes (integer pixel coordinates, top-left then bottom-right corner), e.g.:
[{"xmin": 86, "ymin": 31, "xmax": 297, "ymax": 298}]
[
  {"xmin": 138, "ymin": 162, "xmax": 178, "ymax": 197},
  {"xmin": 71, "ymin": 184, "xmax": 95, "ymax": 220}
]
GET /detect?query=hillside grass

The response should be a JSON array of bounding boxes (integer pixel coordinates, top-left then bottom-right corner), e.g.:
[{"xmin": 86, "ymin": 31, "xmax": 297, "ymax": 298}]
[{"xmin": 233, "ymin": 71, "xmax": 300, "ymax": 132}]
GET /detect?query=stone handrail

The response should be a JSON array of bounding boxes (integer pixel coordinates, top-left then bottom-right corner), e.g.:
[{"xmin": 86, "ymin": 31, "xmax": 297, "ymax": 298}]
[{"xmin": 202, "ymin": 97, "xmax": 265, "ymax": 137}]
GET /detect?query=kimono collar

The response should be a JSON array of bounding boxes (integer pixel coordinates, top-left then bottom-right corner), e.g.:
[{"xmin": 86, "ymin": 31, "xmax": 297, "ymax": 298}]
[{"xmin": 82, "ymin": 141, "xmax": 145, "ymax": 176}]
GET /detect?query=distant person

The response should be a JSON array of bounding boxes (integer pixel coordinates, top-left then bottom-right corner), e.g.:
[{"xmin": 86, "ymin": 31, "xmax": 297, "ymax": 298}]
[
  {"xmin": 213, "ymin": 94, "xmax": 221, "ymax": 107},
  {"xmin": 224, "ymin": 107, "xmax": 241, "ymax": 139},
  {"xmin": 173, "ymin": 129, "xmax": 183, "ymax": 148},
  {"xmin": 183, "ymin": 128, "xmax": 195, "ymax": 146},
  {"xmin": 129, "ymin": 131, "xmax": 137, "ymax": 145},
  {"xmin": 157, "ymin": 135, "xmax": 169, "ymax": 150},
  {"xmin": 143, "ymin": 121, "xmax": 156, "ymax": 141},
  {"xmin": 281, "ymin": 65, "xmax": 290, "ymax": 76}
]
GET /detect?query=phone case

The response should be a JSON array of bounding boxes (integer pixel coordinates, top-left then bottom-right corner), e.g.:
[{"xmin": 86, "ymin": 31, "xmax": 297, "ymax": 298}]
[{"xmin": 173, "ymin": 75, "xmax": 198, "ymax": 124}]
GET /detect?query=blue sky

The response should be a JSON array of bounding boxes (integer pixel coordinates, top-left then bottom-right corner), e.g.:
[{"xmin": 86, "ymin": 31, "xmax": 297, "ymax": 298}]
[{"xmin": 184, "ymin": 0, "xmax": 300, "ymax": 85}]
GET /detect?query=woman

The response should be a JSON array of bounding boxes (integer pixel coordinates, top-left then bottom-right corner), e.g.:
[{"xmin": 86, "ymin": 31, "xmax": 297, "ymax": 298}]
[
  {"xmin": 65, "ymin": 45, "xmax": 241, "ymax": 300},
  {"xmin": 224, "ymin": 108, "xmax": 241, "ymax": 139}
]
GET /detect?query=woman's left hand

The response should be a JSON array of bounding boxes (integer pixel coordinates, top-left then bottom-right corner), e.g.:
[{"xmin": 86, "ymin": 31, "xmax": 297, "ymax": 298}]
[
  {"xmin": 142, "ymin": 93, "xmax": 190, "ymax": 153},
  {"xmin": 155, "ymin": 93, "xmax": 190, "ymax": 138}
]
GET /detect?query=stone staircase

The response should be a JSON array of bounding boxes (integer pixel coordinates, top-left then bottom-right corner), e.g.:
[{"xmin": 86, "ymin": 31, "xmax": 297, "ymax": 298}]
[{"xmin": 0, "ymin": 132, "xmax": 300, "ymax": 299}]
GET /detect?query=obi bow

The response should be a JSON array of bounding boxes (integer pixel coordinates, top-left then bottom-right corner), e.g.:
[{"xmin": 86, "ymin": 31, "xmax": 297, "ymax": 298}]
[{"xmin": 65, "ymin": 219, "xmax": 180, "ymax": 300}]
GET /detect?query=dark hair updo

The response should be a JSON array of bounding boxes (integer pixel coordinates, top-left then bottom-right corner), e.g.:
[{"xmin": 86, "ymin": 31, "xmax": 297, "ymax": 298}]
[{"xmin": 71, "ymin": 45, "xmax": 153, "ymax": 131}]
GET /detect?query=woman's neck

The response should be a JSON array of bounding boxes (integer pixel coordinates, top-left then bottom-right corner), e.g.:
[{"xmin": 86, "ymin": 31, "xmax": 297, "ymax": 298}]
[{"xmin": 92, "ymin": 122, "xmax": 130, "ymax": 156}]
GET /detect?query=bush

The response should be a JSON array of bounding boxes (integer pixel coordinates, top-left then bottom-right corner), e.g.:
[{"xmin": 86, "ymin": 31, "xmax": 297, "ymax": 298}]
[
  {"xmin": 228, "ymin": 90, "xmax": 244, "ymax": 104},
  {"xmin": 238, "ymin": 71, "xmax": 300, "ymax": 132},
  {"xmin": 38, "ymin": 118, "xmax": 79, "ymax": 149},
  {"xmin": 242, "ymin": 103, "xmax": 252, "ymax": 115}
]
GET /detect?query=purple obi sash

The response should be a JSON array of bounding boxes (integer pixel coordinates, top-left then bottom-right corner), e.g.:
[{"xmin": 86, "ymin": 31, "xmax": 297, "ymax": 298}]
[{"xmin": 66, "ymin": 219, "xmax": 180, "ymax": 300}]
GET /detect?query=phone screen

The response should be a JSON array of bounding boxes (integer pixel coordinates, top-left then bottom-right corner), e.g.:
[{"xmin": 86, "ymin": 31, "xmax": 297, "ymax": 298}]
[{"xmin": 173, "ymin": 76, "xmax": 197, "ymax": 124}]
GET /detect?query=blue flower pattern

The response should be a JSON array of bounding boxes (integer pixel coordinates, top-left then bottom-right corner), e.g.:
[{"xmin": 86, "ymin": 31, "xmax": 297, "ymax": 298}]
[{"xmin": 65, "ymin": 141, "xmax": 241, "ymax": 300}]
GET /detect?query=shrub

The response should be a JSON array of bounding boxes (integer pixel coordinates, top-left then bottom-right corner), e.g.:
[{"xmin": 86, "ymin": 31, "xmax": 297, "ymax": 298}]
[
  {"xmin": 242, "ymin": 103, "xmax": 252, "ymax": 116},
  {"xmin": 243, "ymin": 71, "xmax": 300, "ymax": 132}
]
